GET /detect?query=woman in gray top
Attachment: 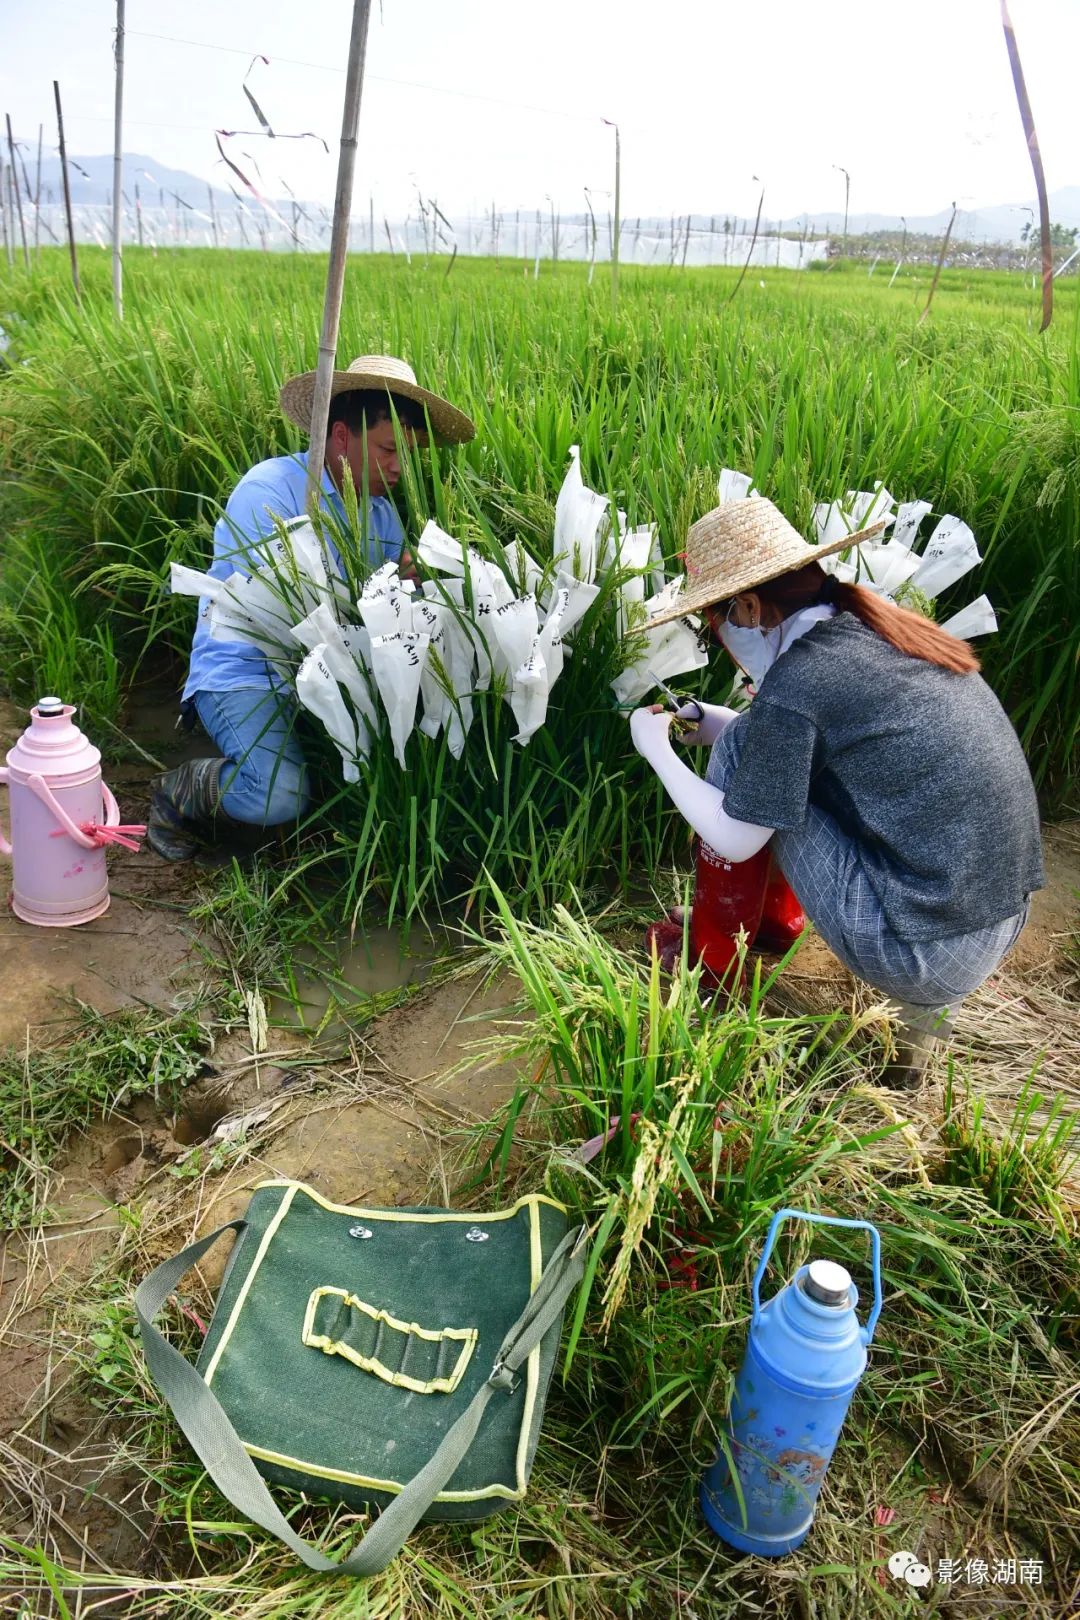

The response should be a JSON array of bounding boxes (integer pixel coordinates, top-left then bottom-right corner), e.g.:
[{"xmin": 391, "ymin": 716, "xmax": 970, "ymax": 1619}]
[{"xmin": 630, "ymin": 497, "xmax": 1043, "ymax": 1082}]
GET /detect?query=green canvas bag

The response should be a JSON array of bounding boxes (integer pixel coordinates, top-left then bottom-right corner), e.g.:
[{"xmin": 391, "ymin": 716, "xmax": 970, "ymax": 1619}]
[{"xmin": 136, "ymin": 1179, "xmax": 586, "ymax": 1576}]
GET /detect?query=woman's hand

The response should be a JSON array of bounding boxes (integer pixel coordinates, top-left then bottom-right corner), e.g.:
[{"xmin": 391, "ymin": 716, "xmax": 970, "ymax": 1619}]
[{"xmin": 630, "ymin": 707, "xmax": 676, "ymax": 763}]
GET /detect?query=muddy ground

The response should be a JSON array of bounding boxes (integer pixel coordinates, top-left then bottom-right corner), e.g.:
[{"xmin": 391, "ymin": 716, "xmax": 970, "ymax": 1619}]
[{"xmin": 0, "ymin": 690, "xmax": 1077, "ymax": 1597}]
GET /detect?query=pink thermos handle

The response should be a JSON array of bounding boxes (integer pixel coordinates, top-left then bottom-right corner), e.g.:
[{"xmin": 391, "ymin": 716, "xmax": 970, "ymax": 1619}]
[
  {"xmin": 27, "ymin": 774, "xmax": 101, "ymax": 850},
  {"xmin": 0, "ymin": 767, "xmax": 10, "ymax": 857},
  {"xmin": 102, "ymin": 781, "xmax": 120, "ymax": 826}
]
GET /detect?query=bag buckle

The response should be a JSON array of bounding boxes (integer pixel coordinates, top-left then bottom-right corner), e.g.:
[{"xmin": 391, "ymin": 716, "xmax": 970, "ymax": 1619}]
[{"xmin": 488, "ymin": 1356, "xmax": 516, "ymax": 1394}]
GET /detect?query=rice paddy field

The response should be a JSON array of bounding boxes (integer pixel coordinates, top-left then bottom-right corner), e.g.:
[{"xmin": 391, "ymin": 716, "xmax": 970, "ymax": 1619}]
[{"xmin": 0, "ymin": 247, "xmax": 1078, "ymax": 1617}]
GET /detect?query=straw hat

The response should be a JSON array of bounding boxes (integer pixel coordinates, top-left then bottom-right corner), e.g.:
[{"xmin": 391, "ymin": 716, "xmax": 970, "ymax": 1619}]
[
  {"xmin": 645, "ymin": 498, "xmax": 885, "ymax": 628},
  {"xmin": 279, "ymin": 354, "xmax": 475, "ymax": 444}
]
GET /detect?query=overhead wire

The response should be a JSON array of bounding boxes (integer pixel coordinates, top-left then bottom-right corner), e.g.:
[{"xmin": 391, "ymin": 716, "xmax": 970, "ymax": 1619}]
[{"xmin": 124, "ymin": 29, "xmax": 599, "ymax": 124}]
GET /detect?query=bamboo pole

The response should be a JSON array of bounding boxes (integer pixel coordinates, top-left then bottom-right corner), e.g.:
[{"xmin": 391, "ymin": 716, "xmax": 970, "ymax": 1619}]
[
  {"xmin": 726, "ymin": 186, "xmax": 765, "ymax": 306},
  {"xmin": 305, "ymin": 0, "xmax": 373, "ymax": 516},
  {"xmin": 207, "ymin": 183, "xmax": 218, "ymax": 248},
  {"xmin": 603, "ymin": 119, "xmax": 620, "ymax": 309},
  {"xmin": 33, "ymin": 123, "xmax": 43, "ymax": 257},
  {"xmin": 135, "ymin": 182, "xmax": 144, "ymax": 246},
  {"xmin": 53, "ymin": 81, "xmax": 80, "ymax": 305},
  {"xmin": 584, "ymin": 187, "xmax": 597, "ymax": 286},
  {"xmin": 112, "ymin": 0, "xmax": 125, "ymax": 317},
  {"xmin": 4, "ymin": 117, "xmax": 29, "ymax": 270},
  {"xmin": 920, "ymin": 203, "xmax": 957, "ymax": 323},
  {"xmin": 1001, "ymin": 0, "xmax": 1053, "ymax": 331},
  {"xmin": 1, "ymin": 163, "xmax": 12, "ymax": 269}
]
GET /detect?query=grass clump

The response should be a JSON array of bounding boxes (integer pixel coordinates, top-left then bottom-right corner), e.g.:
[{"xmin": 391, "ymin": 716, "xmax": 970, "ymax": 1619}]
[{"xmin": 0, "ymin": 1002, "xmax": 207, "ymax": 1229}]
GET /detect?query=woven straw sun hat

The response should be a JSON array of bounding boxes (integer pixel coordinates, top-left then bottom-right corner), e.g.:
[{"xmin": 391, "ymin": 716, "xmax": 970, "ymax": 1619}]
[
  {"xmin": 645, "ymin": 498, "xmax": 885, "ymax": 629},
  {"xmin": 279, "ymin": 354, "xmax": 475, "ymax": 445}
]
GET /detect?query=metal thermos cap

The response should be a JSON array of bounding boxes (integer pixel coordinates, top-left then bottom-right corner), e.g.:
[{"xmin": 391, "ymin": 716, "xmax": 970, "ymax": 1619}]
[
  {"xmin": 804, "ymin": 1259, "xmax": 852, "ymax": 1307},
  {"xmin": 37, "ymin": 696, "xmax": 64, "ymax": 715}
]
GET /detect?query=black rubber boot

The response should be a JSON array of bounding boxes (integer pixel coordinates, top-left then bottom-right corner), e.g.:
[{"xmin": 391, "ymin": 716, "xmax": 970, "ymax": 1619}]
[
  {"xmin": 147, "ymin": 757, "xmax": 231, "ymax": 863},
  {"xmin": 880, "ymin": 1025, "xmax": 937, "ymax": 1089},
  {"xmin": 880, "ymin": 1002, "xmax": 956, "ymax": 1088}
]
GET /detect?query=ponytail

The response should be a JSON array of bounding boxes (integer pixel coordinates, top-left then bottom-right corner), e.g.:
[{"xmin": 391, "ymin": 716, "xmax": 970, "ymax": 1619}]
[{"xmin": 758, "ymin": 564, "xmax": 980, "ymax": 676}]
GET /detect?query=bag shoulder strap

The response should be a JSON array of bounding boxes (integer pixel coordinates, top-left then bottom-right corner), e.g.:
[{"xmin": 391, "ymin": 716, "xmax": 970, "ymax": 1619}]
[{"xmin": 135, "ymin": 1216, "xmax": 586, "ymax": 1576}]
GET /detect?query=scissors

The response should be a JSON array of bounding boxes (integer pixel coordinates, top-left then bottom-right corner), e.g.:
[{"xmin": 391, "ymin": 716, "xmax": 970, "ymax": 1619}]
[{"xmin": 651, "ymin": 677, "xmax": 703, "ymax": 725}]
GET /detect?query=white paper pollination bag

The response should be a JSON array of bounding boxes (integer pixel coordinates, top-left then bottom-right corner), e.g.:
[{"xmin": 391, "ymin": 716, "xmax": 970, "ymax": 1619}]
[
  {"xmin": 171, "ymin": 455, "xmax": 993, "ymax": 783},
  {"xmin": 718, "ymin": 468, "xmax": 995, "ymax": 637}
]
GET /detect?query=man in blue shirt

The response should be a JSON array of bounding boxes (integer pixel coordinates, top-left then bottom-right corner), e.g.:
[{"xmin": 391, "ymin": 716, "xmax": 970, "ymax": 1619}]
[{"xmin": 148, "ymin": 354, "xmax": 474, "ymax": 862}]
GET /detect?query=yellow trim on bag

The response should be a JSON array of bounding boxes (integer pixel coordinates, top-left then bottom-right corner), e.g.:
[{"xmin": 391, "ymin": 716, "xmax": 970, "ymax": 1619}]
[
  {"xmin": 203, "ymin": 1181, "xmax": 299, "ymax": 1387},
  {"xmin": 301, "ymin": 1287, "xmax": 477, "ymax": 1395},
  {"xmin": 252, "ymin": 1179, "xmax": 567, "ymax": 1220},
  {"xmin": 242, "ymin": 1440, "xmax": 527, "ymax": 1502},
  {"xmin": 203, "ymin": 1180, "xmax": 565, "ymax": 1500}
]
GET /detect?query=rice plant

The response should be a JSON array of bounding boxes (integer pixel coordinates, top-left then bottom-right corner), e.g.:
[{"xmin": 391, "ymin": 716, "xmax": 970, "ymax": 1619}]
[{"xmin": 1, "ymin": 247, "xmax": 1077, "ymax": 930}]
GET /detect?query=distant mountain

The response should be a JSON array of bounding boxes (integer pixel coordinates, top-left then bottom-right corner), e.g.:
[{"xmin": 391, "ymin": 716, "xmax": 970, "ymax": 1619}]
[
  {"xmin": 777, "ymin": 188, "xmax": 1080, "ymax": 243},
  {"xmin": 21, "ymin": 150, "xmax": 1080, "ymax": 244},
  {"xmin": 33, "ymin": 152, "xmax": 239, "ymax": 211}
]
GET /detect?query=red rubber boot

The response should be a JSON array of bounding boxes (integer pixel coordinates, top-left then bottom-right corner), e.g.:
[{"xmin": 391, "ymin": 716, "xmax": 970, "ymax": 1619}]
[
  {"xmin": 689, "ymin": 840, "xmax": 771, "ymax": 989},
  {"xmin": 752, "ymin": 856, "xmax": 807, "ymax": 953}
]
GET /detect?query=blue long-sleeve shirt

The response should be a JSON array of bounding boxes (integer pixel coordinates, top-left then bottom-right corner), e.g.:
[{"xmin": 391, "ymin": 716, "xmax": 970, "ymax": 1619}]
[{"xmin": 183, "ymin": 449, "xmax": 404, "ymax": 698}]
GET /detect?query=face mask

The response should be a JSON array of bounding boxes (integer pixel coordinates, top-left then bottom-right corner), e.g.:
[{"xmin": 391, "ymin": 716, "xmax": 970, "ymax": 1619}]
[{"xmin": 717, "ymin": 616, "xmax": 782, "ymax": 689}]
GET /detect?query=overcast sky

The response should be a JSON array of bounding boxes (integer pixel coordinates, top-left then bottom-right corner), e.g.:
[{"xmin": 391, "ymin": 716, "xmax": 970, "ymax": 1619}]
[{"xmin": 6, "ymin": 0, "xmax": 1076, "ymax": 223}]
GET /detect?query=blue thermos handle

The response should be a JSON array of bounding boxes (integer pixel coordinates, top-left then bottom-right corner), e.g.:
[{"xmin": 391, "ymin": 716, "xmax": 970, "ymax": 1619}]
[{"xmin": 751, "ymin": 1208, "xmax": 883, "ymax": 1345}]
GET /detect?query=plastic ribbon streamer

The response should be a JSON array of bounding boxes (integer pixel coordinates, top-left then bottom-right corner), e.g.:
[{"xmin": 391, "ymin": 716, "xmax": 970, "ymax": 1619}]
[{"xmin": 49, "ymin": 823, "xmax": 146, "ymax": 851}]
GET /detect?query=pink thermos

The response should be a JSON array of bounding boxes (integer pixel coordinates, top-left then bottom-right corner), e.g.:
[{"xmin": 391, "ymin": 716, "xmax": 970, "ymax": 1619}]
[{"xmin": 0, "ymin": 699, "xmax": 144, "ymax": 927}]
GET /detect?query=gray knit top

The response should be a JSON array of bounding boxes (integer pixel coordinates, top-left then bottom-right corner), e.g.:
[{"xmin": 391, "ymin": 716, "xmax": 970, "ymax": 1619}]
[{"xmin": 720, "ymin": 613, "xmax": 1044, "ymax": 941}]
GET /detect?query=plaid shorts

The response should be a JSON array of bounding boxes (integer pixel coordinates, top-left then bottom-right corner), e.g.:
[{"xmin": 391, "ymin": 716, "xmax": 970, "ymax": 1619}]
[{"xmin": 707, "ymin": 717, "xmax": 1029, "ymax": 1012}]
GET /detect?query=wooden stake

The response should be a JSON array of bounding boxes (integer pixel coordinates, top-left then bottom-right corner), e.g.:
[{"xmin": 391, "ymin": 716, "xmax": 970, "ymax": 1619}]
[
  {"xmin": 53, "ymin": 81, "xmax": 80, "ymax": 305},
  {"xmin": 1001, "ymin": 0, "xmax": 1053, "ymax": 331},
  {"xmin": 112, "ymin": 0, "xmax": 125, "ymax": 317},
  {"xmin": 4, "ymin": 116, "xmax": 29, "ymax": 269},
  {"xmin": 305, "ymin": 0, "xmax": 373, "ymax": 516}
]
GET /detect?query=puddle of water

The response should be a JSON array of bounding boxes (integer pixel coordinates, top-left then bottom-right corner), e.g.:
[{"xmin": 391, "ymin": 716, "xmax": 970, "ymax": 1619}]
[{"xmin": 270, "ymin": 922, "xmax": 452, "ymax": 1030}]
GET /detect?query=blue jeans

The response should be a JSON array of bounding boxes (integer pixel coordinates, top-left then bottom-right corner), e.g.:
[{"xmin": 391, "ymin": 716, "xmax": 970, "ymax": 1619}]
[
  {"xmin": 707, "ymin": 716, "xmax": 1029, "ymax": 1011},
  {"xmin": 193, "ymin": 688, "xmax": 311, "ymax": 827}
]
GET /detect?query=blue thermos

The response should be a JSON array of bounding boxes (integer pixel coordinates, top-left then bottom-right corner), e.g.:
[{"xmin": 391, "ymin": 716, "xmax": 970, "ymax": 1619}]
[{"xmin": 701, "ymin": 1207, "xmax": 883, "ymax": 1557}]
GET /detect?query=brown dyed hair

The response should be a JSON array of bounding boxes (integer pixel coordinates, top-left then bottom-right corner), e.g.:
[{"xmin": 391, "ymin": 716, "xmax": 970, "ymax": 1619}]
[{"xmin": 745, "ymin": 561, "xmax": 980, "ymax": 675}]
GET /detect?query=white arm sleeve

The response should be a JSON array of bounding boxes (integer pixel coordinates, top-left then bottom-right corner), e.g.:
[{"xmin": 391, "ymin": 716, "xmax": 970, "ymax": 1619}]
[
  {"xmin": 676, "ymin": 701, "xmax": 741, "ymax": 748},
  {"xmin": 649, "ymin": 740, "xmax": 775, "ymax": 861}
]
